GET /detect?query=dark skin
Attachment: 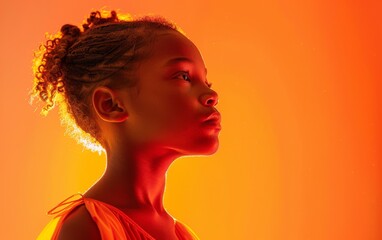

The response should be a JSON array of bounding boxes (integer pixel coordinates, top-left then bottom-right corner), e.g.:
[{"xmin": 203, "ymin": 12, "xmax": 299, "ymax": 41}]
[
  {"xmin": 58, "ymin": 30, "xmax": 220, "ymax": 240},
  {"xmin": 58, "ymin": 206, "xmax": 101, "ymax": 240}
]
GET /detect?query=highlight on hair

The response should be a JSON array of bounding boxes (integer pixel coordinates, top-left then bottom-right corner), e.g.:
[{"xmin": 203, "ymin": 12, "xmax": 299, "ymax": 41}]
[{"xmin": 31, "ymin": 10, "xmax": 181, "ymax": 153}]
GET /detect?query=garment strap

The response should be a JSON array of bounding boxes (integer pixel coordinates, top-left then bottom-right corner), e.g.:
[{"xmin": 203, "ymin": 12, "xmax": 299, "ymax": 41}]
[{"xmin": 47, "ymin": 193, "xmax": 84, "ymax": 215}]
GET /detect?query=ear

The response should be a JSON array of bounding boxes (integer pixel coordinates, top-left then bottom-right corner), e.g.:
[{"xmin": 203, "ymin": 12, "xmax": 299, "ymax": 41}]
[{"xmin": 92, "ymin": 86, "xmax": 128, "ymax": 123}]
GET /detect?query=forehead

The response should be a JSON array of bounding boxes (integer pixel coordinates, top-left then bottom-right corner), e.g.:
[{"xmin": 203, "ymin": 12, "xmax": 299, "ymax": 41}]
[{"xmin": 146, "ymin": 31, "xmax": 205, "ymax": 67}]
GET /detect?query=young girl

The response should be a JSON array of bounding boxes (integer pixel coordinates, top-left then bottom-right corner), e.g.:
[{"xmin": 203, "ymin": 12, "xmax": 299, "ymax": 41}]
[{"xmin": 33, "ymin": 10, "xmax": 221, "ymax": 240}]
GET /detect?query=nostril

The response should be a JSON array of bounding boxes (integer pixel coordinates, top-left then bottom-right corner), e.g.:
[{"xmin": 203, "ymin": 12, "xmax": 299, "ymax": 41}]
[
  {"xmin": 206, "ymin": 97, "xmax": 218, "ymax": 106},
  {"xmin": 200, "ymin": 91, "xmax": 219, "ymax": 106}
]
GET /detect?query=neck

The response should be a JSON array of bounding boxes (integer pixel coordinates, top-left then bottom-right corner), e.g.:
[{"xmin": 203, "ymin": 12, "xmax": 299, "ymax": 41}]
[{"xmin": 85, "ymin": 143, "xmax": 181, "ymax": 214}]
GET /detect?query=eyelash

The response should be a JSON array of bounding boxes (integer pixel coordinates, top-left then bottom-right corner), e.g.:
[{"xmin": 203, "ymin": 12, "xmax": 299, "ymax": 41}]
[{"xmin": 176, "ymin": 71, "xmax": 212, "ymax": 88}]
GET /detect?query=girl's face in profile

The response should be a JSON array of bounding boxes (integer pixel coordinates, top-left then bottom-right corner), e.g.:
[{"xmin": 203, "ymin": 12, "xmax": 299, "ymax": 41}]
[{"xmin": 120, "ymin": 30, "xmax": 220, "ymax": 155}]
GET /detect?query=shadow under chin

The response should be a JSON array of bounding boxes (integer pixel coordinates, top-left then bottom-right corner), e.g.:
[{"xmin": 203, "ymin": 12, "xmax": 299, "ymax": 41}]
[{"xmin": 187, "ymin": 138, "xmax": 220, "ymax": 156}]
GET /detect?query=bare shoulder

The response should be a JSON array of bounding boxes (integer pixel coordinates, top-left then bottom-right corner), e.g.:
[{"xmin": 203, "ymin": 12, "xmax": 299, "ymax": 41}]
[{"xmin": 57, "ymin": 205, "xmax": 101, "ymax": 240}]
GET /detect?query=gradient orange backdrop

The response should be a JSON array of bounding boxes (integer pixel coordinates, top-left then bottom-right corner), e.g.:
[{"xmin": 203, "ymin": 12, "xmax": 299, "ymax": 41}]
[{"xmin": 0, "ymin": 0, "xmax": 381, "ymax": 239}]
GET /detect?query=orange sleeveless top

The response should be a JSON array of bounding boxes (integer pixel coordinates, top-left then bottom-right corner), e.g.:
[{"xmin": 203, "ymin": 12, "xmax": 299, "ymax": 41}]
[{"xmin": 37, "ymin": 194, "xmax": 199, "ymax": 240}]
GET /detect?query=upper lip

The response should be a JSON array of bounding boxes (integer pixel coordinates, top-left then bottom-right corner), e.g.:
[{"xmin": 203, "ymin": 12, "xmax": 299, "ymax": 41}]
[{"xmin": 204, "ymin": 111, "xmax": 221, "ymax": 123}]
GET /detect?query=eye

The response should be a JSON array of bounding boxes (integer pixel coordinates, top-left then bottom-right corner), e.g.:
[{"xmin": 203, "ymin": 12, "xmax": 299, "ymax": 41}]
[{"xmin": 175, "ymin": 71, "xmax": 191, "ymax": 82}]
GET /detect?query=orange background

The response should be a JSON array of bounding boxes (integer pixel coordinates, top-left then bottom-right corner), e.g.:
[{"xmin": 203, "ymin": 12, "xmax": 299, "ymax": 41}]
[{"xmin": 0, "ymin": 0, "xmax": 381, "ymax": 239}]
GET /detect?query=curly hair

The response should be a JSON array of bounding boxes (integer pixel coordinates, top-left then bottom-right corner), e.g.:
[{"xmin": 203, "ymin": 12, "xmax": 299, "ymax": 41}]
[{"xmin": 31, "ymin": 10, "xmax": 180, "ymax": 152}]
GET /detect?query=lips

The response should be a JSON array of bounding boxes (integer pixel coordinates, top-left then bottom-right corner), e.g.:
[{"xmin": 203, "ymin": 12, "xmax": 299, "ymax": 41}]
[{"xmin": 202, "ymin": 112, "xmax": 221, "ymax": 130}]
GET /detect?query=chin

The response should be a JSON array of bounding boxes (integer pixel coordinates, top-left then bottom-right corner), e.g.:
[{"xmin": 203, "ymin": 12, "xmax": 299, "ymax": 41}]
[
  {"xmin": 171, "ymin": 133, "xmax": 220, "ymax": 156},
  {"xmin": 189, "ymin": 138, "xmax": 220, "ymax": 156}
]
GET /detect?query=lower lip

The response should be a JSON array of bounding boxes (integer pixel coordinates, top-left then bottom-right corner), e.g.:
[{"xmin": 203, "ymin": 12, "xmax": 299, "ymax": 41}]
[{"xmin": 202, "ymin": 120, "xmax": 221, "ymax": 130}]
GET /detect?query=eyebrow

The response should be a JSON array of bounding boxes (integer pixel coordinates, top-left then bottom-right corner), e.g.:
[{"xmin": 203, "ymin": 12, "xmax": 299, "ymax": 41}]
[
  {"xmin": 164, "ymin": 57, "xmax": 193, "ymax": 66},
  {"xmin": 164, "ymin": 57, "xmax": 207, "ymax": 75}
]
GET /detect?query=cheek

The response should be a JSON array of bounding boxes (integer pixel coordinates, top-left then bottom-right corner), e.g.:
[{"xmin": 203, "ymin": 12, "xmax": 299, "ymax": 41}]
[
  {"xmin": 160, "ymin": 96, "xmax": 197, "ymax": 127},
  {"xmin": 139, "ymin": 92, "xmax": 197, "ymax": 133}
]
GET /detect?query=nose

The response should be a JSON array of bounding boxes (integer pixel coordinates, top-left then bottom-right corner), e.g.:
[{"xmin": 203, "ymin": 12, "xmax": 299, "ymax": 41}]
[{"xmin": 199, "ymin": 89, "xmax": 219, "ymax": 107}]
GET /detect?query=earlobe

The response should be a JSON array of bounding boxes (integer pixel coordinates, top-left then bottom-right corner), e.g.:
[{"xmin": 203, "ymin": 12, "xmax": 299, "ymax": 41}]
[{"xmin": 92, "ymin": 87, "xmax": 128, "ymax": 123}]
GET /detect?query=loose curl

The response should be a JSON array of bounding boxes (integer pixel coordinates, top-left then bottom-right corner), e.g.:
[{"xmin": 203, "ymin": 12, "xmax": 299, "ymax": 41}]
[{"xmin": 31, "ymin": 10, "xmax": 180, "ymax": 152}]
